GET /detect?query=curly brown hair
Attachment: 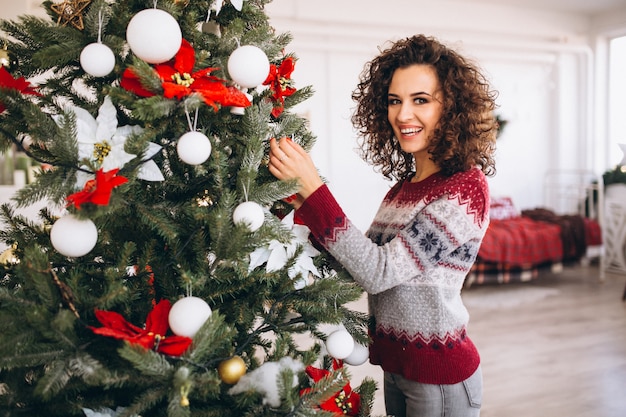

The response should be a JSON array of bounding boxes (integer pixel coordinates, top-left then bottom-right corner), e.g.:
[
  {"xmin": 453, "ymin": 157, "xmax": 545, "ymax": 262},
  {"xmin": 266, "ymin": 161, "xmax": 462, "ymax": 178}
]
[{"xmin": 351, "ymin": 34, "xmax": 498, "ymax": 181}]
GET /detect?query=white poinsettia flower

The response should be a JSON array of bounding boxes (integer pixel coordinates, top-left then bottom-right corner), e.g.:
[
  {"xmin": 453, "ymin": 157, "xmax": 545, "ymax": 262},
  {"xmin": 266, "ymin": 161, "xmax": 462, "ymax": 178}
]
[
  {"xmin": 137, "ymin": 142, "xmax": 165, "ymax": 182},
  {"xmin": 248, "ymin": 211, "xmax": 320, "ymax": 289},
  {"xmin": 211, "ymin": 0, "xmax": 245, "ymax": 15},
  {"xmin": 82, "ymin": 407, "xmax": 136, "ymax": 417},
  {"xmin": 230, "ymin": 0, "xmax": 244, "ymax": 11},
  {"xmin": 70, "ymin": 96, "xmax": 164, "ymax": 186}
]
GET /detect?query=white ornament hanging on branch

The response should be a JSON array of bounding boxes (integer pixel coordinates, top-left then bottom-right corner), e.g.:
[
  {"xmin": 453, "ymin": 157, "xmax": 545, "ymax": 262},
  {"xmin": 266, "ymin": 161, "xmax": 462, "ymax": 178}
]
[
  {"xmin": 233, "ymin": 201, "xmax": 265, "ymax": 232},
  {"xmin": 325, "ymin": 328, "xmax": 355, "ymax": 360},
  {"xmin": 50, "ymin": 215, "xmax": 98, "ymax": 257},
  {"xmin": 176, "ymin": 105, "xmax": 212, "ymax": 165},
  {"xmin": 227, "ymin": 45, "xmax": 270, "ymax": 89},
  {"xmin": 126, "ymin": 8, "xmax": 182, "ymax": 64},
  {"xmin": 80, "ymin": 43, "xmax": 115, "ymax": 77},
  {"xmin": 177, "ymin": 131, "xmax": 212, "ymax": 165},
  {"xmin": 168, "ymin": 296, "xmax": 212, "ymax": 338},
  {"xmin": 80, "ymin": 10, "xmax": 115, "ymax": 77},
  {"xmin": 343, "ymin": 342, "xmax": 369, "ymax": 366}
]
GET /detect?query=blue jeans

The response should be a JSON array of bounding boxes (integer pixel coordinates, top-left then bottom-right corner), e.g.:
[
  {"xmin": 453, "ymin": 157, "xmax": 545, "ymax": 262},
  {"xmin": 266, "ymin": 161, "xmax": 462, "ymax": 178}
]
[{"xmin": 383, "ymin": 366, "xmax": 482, "ymax": 417}]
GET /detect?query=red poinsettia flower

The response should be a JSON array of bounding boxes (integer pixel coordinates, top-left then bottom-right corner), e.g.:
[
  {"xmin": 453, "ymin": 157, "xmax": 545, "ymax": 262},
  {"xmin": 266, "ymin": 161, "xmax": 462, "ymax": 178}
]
[
  {"xmin": 0, "ymin": 66, "xmax": 41, "ymax": 114},
  {"xmin": 300, "ymin": 359, "xmax": 361, "ymax": 416},
  {"xmin": 90, "ymin": 299, "xmax": 192, "ymax": 356},
  {"xmin": 263, "ymin": 56, "xmax": 296, "ymax": 118},
  {"xmin": 66, "ymin": 168, "xmax": 128, "ymax": 209},
  {"xmin": 121, "ymin": 39, "xmax": 251, "ymax": 111}
]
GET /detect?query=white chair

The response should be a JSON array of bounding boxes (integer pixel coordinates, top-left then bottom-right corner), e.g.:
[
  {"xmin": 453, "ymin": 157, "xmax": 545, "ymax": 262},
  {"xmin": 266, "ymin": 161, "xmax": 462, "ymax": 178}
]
[{"xmin": 603, "ymin": 198, "xmax": 626, "ymax": 300}]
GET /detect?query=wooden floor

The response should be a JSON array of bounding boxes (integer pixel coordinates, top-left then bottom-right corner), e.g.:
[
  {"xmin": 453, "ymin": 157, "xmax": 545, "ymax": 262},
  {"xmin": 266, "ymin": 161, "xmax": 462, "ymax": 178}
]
[{"xmin": 347, "ymin": 265, "xmax": 626, "ymax": 417}]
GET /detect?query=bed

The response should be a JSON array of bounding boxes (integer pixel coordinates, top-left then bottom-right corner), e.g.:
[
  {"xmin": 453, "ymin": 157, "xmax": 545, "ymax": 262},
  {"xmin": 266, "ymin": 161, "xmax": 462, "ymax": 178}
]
[{"xmin": 465, "ymin": 170, "xmax": 604, "ymax": 286}]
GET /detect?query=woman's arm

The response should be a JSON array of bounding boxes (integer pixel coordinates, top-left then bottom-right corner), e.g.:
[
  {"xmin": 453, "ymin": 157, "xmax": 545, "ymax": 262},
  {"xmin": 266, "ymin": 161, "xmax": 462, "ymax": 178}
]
[
  {"xmin": 296, "ymin": 185, "xmax": 484, "ymax": 294},
  {"xmin": 268, "ymin": 139, "xmax": 487, "ymax": 294}
]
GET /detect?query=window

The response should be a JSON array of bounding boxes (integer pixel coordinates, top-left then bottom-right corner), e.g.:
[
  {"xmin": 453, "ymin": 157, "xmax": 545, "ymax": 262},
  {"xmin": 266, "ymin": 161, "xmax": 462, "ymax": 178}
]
[{"xmin": 608, "ymin": 36, "xmax": 626, "ymax": 167}]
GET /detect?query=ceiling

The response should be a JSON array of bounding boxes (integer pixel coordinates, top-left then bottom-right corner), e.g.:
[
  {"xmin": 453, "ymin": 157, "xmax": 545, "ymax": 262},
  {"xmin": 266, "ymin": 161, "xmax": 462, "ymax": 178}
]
[{"xmin": 465, "ymin": 0, "xmax": 626, "ymax": 16}]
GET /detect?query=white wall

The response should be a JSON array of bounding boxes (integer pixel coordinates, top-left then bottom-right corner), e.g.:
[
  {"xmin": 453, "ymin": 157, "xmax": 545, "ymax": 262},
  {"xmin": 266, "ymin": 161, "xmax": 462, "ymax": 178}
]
[
  {"xmin": 265, "ymin": 0, "xmax": 624, "ymax": 227},
  {"xmin": 0, "ymin": 0, "xmax": 45, "ymax": 20}
]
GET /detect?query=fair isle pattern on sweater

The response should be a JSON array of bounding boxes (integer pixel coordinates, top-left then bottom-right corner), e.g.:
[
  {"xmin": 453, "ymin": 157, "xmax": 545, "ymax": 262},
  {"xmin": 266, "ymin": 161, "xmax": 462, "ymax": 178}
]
[{"xmin": 296, "ymin": 167, "xmax": 489, "ymax": 384}]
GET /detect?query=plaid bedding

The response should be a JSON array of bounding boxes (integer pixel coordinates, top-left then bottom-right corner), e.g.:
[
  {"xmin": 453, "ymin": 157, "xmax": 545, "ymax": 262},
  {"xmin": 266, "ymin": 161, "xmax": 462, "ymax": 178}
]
[
  {"xmin": 467, "ymin": 212, "xmax": 602, "ymax": 286},
  {"xmin": 466, "ymin": 261, "xmax": 559, "ymax": 286}
]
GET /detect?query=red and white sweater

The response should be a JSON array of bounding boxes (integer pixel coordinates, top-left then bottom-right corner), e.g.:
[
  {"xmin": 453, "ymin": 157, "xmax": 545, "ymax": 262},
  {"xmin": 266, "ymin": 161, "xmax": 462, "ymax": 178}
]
[{"xmin": 296, "ymin": 167, "xmax": 490, "ymax": 384}]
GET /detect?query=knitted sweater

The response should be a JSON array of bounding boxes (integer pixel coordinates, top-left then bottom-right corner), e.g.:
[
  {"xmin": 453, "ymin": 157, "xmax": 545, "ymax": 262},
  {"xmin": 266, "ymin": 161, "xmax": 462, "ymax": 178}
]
[{"xmin": 296, "ymin": 167, "xmax": 490, "ymax": 384}]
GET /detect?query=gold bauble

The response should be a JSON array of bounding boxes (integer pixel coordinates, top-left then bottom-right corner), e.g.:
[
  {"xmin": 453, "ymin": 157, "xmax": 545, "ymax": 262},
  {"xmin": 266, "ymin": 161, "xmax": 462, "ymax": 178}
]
[{"xmin": 218, "ymin": 355, "xmax": 246, "ymax": 384}]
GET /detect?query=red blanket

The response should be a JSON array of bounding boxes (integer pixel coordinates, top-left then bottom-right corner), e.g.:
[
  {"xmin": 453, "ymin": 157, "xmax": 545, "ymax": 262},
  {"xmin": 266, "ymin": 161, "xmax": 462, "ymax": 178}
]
[
  {"xmin": 522, "ymin": 208, "xmax": 589, "ymax": 262},
  {"xmin": 478, "ymin": 217, "xmax": 563, "ymax": 266}
]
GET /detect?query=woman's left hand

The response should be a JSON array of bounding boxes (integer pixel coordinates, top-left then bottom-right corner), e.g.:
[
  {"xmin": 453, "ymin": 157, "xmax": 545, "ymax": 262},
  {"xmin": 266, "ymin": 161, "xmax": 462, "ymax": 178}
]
[{"xmin": 268, "ymin": 137, "xmax": 324, "ymax": 202}]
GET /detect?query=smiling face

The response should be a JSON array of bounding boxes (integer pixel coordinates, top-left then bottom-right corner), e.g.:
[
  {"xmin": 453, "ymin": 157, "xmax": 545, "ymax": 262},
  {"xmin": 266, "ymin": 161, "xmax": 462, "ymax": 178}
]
[{"xmin": 387, "ymin": 64, "xmax": 444, "ymax": 163}]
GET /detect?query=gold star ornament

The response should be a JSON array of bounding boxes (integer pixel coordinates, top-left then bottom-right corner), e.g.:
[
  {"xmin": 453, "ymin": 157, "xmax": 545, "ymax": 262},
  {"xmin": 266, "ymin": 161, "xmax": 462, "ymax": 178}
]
[{"xmin": 51, "ymin": 0, "xmax": 92, "ymax": 30}]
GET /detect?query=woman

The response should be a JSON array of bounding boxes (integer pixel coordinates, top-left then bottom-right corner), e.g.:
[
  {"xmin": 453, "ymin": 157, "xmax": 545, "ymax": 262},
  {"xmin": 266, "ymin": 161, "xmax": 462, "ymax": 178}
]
[{"xmin": 269, "ymin": 34, "xmax": 497, "ymax": 417}]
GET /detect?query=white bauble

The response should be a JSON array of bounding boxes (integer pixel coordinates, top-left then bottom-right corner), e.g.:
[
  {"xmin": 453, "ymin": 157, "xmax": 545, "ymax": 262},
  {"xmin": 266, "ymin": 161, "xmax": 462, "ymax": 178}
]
[
  {"xmin": 176, "ymin": 131, "xmax": 212, "ymax": 165},
  {"xmin": 227, "ymin": 45, "xmax": 270, "ymax": 88},
  {"xmin": 126, "ymin": 9, "xmax": 182, "ymax": 64},
  {"xmin": 343, "ymin": 342, "xmax": 369, "ymax": 366},
  {"xmin": 50, "ymin": 215, "xmax": 98, "ymax": 257},
  {"xmin": 168, "ymin": 296, "xmax": 212, "ymax": 338},
  {"xmin": 325, "ymin": 329, "xmax": 355, "ymax": 360},
  {"xmin": 233, "ymin": 201, "xmax": 264, "ymax": 232},
  {"xmin": 80, "ymin": 43, "xmax": 116, "ymax": 77}
]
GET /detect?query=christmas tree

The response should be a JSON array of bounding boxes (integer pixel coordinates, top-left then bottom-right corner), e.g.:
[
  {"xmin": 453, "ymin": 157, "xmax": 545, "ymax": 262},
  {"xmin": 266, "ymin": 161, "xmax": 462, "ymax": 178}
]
[{"xmin": 0, "ymin": 1, "xmax": 377, "ymax": 416}]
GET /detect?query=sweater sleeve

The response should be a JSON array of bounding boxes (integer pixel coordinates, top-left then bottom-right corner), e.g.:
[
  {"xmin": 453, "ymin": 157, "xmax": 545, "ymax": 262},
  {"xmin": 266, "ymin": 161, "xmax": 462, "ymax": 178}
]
[{"xmin": 296, "ymin": 184, "xmax": 486, "ymax": 294}]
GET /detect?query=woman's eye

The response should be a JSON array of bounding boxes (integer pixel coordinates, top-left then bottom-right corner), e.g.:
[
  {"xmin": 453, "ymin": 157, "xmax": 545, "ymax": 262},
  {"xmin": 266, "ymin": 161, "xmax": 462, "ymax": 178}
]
[
  {"xmin": 388, "ymin": 98, "xmax": 400, "ymax": 105},
  {"xmin": 414, "ymin": 97, "xmax": 427, "ymax": 104}
]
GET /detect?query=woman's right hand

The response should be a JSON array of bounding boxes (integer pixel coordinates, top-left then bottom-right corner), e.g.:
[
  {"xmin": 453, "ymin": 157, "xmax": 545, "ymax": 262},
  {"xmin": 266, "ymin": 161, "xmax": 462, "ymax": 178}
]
[{"xmin": 268, "ymin": 137, "xmax": 324, "ymax": 202}]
